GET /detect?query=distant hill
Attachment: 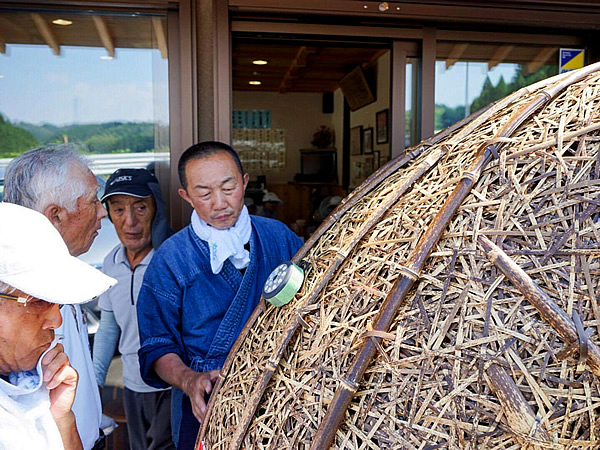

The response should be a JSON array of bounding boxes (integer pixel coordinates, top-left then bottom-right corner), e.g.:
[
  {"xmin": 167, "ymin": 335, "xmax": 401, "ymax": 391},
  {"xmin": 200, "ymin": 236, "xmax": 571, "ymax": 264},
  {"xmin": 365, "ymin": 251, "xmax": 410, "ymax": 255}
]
[
  {"xmin": 1, "ymin": 118, "xmax": 168, "ymax": 158},
  {"xmin": 55, "ymin": 122, "xmax": 158, "ymax": 153},
  {"xmin": 16, "ymin": 122, "xmax": 60, "ymax": 143},
  {"xmin": 0, "ymin": 114, "xmax": 39, "ymax": 158}
]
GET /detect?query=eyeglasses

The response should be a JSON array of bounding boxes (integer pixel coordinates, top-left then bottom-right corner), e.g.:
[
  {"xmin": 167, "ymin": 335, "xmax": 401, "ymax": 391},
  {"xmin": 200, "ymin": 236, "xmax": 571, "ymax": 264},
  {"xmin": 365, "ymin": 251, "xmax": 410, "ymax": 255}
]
[{"xmin": 0, "ymin": 293, "xmax": 63, "ymax": 315}]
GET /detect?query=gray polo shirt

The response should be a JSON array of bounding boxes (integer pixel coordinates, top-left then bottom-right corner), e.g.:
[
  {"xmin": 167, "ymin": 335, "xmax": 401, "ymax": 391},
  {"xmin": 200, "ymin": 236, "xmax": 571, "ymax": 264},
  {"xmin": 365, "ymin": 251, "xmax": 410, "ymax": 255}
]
[{"xmin": 98, "ymin": 245, "xmax": 166, "ymax": 392}]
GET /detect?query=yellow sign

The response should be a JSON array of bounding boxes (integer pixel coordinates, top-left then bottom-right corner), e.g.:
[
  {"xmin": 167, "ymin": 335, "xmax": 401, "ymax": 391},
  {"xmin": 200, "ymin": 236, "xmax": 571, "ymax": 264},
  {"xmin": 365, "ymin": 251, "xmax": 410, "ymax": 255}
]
[{"xmin": 560, "ymin": 48, "xmax": 585, "ymax": 73}]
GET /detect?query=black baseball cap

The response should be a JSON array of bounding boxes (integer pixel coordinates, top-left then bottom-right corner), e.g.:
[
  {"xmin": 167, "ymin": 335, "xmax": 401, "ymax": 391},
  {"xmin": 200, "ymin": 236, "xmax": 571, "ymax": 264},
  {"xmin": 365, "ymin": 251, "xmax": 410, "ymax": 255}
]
[{"xmin": 101, "ymin": 168, "xmax": 157, "ymax": 201}]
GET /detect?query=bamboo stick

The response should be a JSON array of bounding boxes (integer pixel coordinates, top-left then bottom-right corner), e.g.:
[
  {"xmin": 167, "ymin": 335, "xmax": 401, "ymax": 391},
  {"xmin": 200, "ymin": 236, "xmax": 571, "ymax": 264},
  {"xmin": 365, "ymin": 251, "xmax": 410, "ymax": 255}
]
[
  {"xmin": 309, "ymin": 62, "xmax": 600, "ymax": 450},
  {"xmin": 485, "ymin": 363, "xmax": 550, "ymax": 444},
  {"xmin": 478, "ymin": 234, "xmax": 600, "ymax": 376},
  {"xmin": 506, "ymin": 122, "xmax": 600, "ymax": 161}
]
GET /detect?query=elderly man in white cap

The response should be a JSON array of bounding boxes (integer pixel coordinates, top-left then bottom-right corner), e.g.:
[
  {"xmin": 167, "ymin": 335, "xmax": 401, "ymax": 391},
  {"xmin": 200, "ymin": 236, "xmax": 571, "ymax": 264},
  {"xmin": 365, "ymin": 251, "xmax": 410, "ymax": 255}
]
[
  {"xmin": 0, "ymin": 202, "xmax": 115, "ymax": 450},
  {"xmin": 4, "ymin": 145, "xmax": 108, "ymax": 449}
]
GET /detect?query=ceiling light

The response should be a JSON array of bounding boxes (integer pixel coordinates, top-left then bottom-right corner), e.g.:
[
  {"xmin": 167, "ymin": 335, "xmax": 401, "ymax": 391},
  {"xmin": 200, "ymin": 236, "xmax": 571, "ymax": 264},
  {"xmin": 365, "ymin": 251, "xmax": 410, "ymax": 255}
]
[
  {"xmin": 252, "ymin": 59, "xmax": 268, "ymax": 66},
  {"xmin": 52, "ymin": 19, "xmax": 72, "ymax": 26},
  {"xmin": 100, "ymin": 56, "xmax": 114, "ymax": 60},
  {"xmin": 249, "ymin": 80, "xmax": 262, "ymax": 86}
]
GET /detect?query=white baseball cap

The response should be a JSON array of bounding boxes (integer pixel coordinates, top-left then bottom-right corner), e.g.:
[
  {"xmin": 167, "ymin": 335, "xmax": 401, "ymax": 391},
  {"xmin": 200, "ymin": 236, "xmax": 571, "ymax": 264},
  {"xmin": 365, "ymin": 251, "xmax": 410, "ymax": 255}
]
[{"xmin": 0, "ymin": 202, "xmax": 116, "ymax": 304}]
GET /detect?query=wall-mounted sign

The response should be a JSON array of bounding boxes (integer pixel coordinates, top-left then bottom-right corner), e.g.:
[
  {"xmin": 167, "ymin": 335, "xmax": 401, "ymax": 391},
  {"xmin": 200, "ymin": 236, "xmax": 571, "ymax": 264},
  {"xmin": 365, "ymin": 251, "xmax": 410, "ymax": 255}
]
[
  {"xmin": 559, "ymin": 48, "xmax": 585, "ymax": 73},
  {"xmin": 232, "ymin": 110, "xmax": 272, "ymax": 129}
]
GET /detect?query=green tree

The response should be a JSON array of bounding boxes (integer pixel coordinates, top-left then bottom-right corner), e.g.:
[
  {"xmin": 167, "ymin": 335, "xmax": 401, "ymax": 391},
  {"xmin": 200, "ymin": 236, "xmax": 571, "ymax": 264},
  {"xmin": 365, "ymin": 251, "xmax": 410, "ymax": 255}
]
[
  {"xmin": 435, "ymin": 104, "xmax": 466, "ymax": 131},
  {"xmin": 470, "ymin": 65, "xmax": 557, "ymax": 114},
  {"xmin": 85, "ymin": 133, "xmax": 120, "ymax": 153},
  {"xmin": 0, "ymin": 114, "xmax": 39, "ymax": 158}
]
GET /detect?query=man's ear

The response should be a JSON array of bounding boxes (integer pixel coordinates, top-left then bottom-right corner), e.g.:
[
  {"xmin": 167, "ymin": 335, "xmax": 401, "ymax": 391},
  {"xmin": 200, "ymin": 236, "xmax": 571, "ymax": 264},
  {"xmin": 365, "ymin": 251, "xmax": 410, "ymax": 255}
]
[
  {"xmin": 242, "ymin": 173, "xmax": 250, "ymax": 190},
  {"xmin": 43, "ymin": 204, "xmax": 64, "ymax": 230},
  {"xmin": 178, "ymin": 188, "xmax": 194, "ymax": 208}
]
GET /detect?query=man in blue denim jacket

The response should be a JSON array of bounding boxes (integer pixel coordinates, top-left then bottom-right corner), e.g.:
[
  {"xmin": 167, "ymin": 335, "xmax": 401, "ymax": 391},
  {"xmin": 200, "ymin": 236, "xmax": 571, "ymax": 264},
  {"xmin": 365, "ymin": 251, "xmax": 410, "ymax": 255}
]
[{"xmin": 137, "ymin": 142, "xmax": 303, "ymax": 448}]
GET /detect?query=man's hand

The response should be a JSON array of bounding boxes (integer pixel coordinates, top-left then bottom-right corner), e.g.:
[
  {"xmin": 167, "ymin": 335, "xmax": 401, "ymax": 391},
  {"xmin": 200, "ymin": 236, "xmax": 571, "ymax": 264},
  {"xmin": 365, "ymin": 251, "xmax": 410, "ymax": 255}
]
[
  {"xmin": 41, "ymin": 343, "xmax": 78, "ymax": 421},
  {"xmin": 153, "ymin": 353, "xmax": 221, "ymax": 423},
  {"xmin": 181, "ymin": 370, "xmax": 219, "ymax": 423},
  {"xmin": 41, "ymin": 343, "xmax": 82, "ymax": 450}
]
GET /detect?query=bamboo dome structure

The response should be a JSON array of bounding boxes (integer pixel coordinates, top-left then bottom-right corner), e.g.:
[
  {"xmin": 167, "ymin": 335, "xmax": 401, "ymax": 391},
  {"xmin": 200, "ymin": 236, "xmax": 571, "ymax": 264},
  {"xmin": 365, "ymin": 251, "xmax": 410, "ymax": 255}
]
[{"xmin": 199, "ymin": 63, "xmax": 600, "ymax": 449}]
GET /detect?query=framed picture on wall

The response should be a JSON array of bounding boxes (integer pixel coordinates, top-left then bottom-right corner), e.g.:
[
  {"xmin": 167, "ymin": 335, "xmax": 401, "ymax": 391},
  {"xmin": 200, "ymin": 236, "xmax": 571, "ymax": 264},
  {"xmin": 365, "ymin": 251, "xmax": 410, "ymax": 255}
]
[
  {"xmin": 350, "ymin": 155, "xmax": 375, "ymax": 187},
  {"xmin": 363, "ymin": 127, "xmax": 374, "ymax": 154},
  {"xmin": 339, "ymin": 66, "xmax": 376, "ymax": 111},
  {"xmin": 364, "ymin": 154, "xmax": 374, "ymax": 175},
  {"xmin": 350, "ymin": 125, "xmax": 363, "ymax": 155},
  {"xmin": 351, "ymin": 158, "xmax": 363, "ymax": 187},
  {"xmin": 376, "ymin": 109, "xmax": 389, "ymax": 144}
]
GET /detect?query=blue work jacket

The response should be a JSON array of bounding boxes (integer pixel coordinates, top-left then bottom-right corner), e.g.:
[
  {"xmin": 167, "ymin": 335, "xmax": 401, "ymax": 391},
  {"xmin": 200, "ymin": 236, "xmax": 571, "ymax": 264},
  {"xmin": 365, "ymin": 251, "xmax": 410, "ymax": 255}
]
[{"xmin": 137, "ymin": 216, "xmax": 302, "ymax": 386}]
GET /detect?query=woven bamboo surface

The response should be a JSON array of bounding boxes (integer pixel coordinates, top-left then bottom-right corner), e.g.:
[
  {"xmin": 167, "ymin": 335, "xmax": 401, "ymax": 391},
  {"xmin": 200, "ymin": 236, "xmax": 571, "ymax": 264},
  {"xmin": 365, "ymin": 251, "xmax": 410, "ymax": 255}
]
[{"xmin": 201, "ymin": 64, "xmax": 600, "ymax": 449}]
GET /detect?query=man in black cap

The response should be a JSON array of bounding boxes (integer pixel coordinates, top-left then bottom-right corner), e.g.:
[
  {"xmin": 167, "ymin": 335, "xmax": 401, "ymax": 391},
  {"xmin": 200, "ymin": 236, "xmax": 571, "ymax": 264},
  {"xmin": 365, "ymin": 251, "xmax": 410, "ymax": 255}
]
[{"xmin": 92, "ymin": 168, "xmax": 174, "ymax": 450}]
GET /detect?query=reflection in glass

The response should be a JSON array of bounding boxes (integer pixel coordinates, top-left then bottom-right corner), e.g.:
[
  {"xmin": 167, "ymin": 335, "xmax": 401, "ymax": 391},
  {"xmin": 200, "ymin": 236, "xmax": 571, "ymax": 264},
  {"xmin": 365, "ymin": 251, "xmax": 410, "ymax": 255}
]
[
  {"xmin": 405, "ymin": 59, "xmax": 418, "ymax": 148},
  {"xmin": 435, "ymin": 47, "xmax": 558, "ymax": 132},
  {"xmin": 0, "ymin": 11, "xmax": 169, "ymax": 167}
]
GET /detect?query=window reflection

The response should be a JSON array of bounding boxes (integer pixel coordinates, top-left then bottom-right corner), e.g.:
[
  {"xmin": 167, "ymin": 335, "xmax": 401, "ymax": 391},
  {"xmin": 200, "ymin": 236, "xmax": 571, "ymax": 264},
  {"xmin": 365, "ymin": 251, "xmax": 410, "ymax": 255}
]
[
  {"xmin": 0, "ymin": 11, "xmax": 169, "ymax": 166},
  {"xmin": 435, "ymin": 43, "xmax": 559, "ymax": 131}
]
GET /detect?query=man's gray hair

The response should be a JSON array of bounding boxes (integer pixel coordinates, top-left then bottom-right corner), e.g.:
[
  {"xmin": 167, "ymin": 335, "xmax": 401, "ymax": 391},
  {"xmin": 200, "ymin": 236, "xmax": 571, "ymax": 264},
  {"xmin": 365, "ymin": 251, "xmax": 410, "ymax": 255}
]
[{"xmin": 4, "ymin": 144, "xmax": 92, "ymax": 213}]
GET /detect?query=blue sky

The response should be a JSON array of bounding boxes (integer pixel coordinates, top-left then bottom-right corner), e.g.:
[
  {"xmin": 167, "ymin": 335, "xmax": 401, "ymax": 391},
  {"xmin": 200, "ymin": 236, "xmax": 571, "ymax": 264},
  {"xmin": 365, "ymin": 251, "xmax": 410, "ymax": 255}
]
[
  {"xmin": 0, "ymin": 44, "xmax": 169, "ymax": 125},
  {"xmin": 435, "ymin": 60, "xmax": 518, "ymax": 109}
]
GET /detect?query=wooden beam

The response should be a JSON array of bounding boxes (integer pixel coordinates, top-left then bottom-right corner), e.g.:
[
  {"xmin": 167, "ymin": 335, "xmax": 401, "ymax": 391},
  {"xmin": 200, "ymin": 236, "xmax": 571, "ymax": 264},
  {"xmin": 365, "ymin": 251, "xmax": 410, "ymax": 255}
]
[
  {"xmin": 152, "ymin": 17, "xmax": 168, "ymax": 59},
  {"xmin": 488, "ymin": 45, "xmax": 514, "ymax": 70},
  {"xmin": 368, "ymin": 48, "xmax": 388, "ymax": 65},
  {"xmin": 92, "ymin": 16, "xmax": 115, "ymax": 58},
  {"xmin": 525, "ymin": 46, "xmax": 556, "ymax": 74},
  {"xmin": 445, "ymin": 43, "xmax": 469, "ymax": 69},
  {"xmin": 30, "ymin": 13, "xmax": 60, "ymax": 55},
  {"xmin": 233, "ymin": 21, "xmax": 581, "ymax": 47},
  {"xmin": 279, "ymin": 46, "xmax": 309, "ymax": 93},
  {"xmin": 0, "ymin": 16, "xmax": 30, "ymax": 42},
  {"xmin": 229, "ymin": 1, "xmax": 600, "ymax": 30}
]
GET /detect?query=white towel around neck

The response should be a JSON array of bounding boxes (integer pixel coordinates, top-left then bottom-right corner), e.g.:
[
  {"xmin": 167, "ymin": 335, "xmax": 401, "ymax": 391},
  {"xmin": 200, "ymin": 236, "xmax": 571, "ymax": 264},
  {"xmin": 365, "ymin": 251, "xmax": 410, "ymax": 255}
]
[
  {"xmin": 0, "ymin": 338, "xmax": 65, "ymax": 450},
  {"xmin": 191, "ymin": 205, "xmax": 251, "ymax": 274}
]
